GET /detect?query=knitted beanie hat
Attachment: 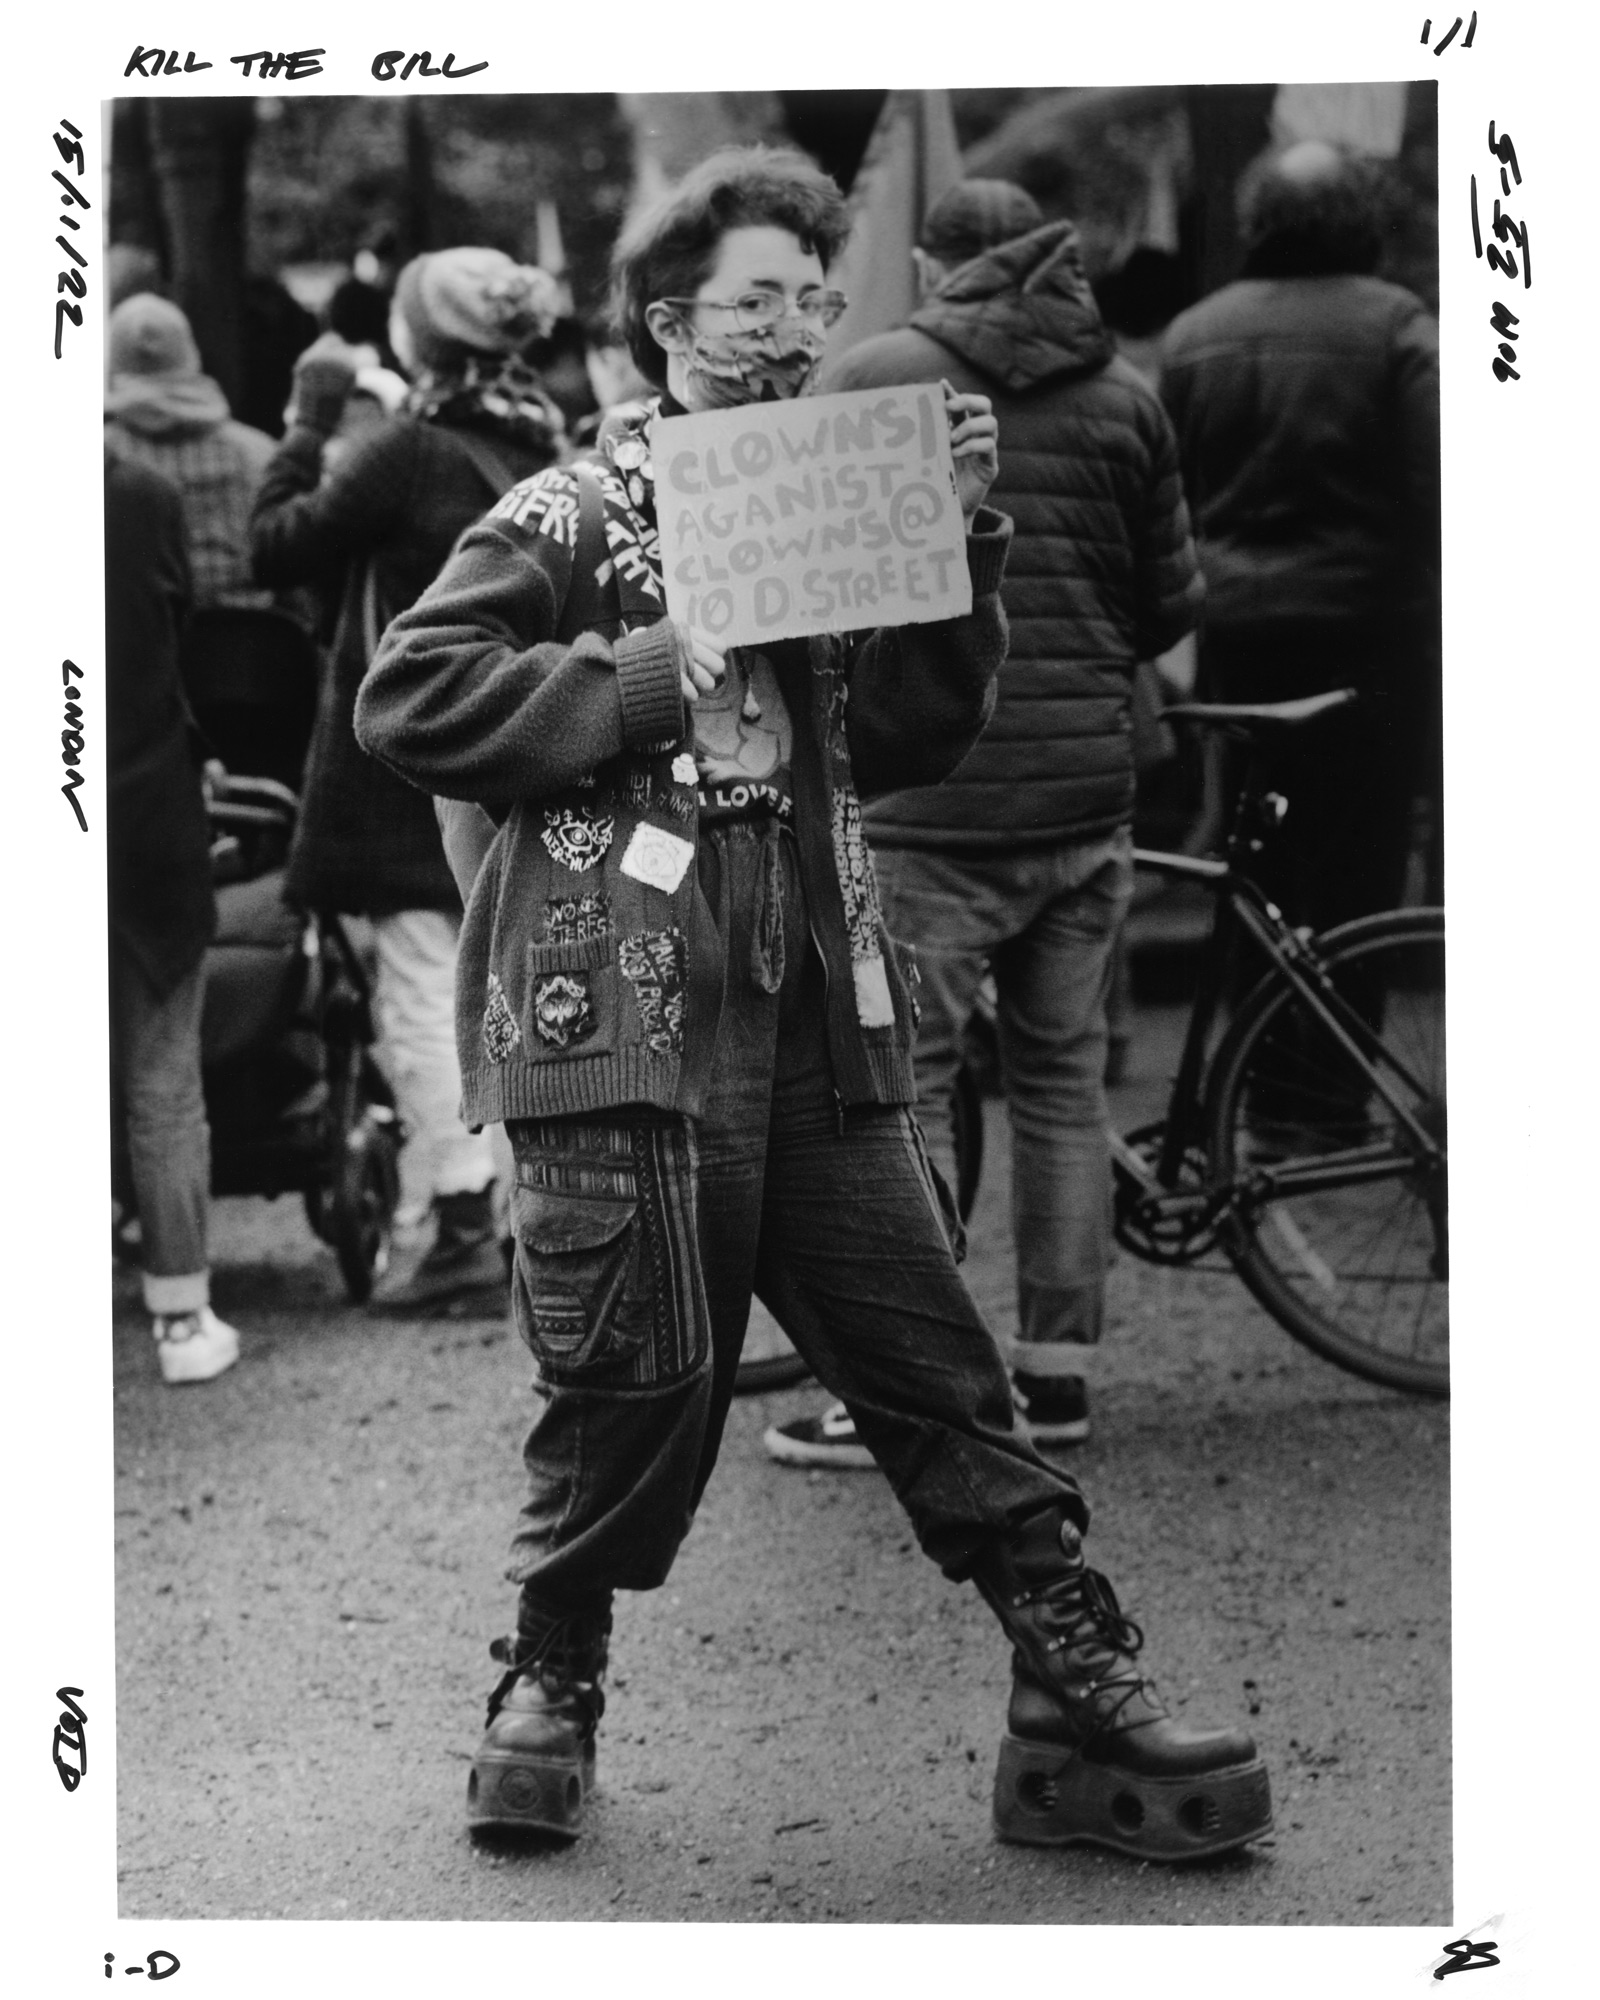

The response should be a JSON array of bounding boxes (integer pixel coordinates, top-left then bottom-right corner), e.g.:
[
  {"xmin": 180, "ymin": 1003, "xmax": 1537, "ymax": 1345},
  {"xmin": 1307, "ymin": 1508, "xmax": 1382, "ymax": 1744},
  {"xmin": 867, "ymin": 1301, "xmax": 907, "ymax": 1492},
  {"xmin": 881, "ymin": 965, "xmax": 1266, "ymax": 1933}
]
[
  {"xmin": 392, "ymin": 248, "xmax": 562, "ymax": 370},
  {"xmin": 919, "ymin": 180, "xmax": 1044, "ymax": 263},
  {"xmin": 107, "ymin": 292, "xmax": 202, "ymax": 377}
]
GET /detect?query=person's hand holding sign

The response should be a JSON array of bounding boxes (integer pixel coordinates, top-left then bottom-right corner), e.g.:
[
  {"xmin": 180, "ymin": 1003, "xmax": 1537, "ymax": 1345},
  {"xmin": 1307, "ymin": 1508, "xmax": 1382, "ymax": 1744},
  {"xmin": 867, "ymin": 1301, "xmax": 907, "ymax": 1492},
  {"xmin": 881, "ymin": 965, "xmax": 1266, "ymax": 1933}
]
[
  {"xmin": 679, "ymin": 633, "xmax": 726, "ymax": 705},
  {"xmin": 942, "ymin": 380, "xmax": 999, "ymax": 525}
]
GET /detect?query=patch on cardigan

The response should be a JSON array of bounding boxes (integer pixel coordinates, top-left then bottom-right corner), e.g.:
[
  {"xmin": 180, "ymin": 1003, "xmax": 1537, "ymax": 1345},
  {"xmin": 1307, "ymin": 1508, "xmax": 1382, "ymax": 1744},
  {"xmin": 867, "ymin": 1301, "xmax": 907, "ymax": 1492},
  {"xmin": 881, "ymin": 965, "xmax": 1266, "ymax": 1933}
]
[
  {"xmin": 671, "ymin": 752, "xmax": 698, "ymax": 788},
  {"xmin": 531, "ymin": 973, "xmax": 597, "ymax": 1050},
  {"xmin": 852, "ymin": 956, "xmax": 894, "ymax": 1029},
  {"xmin": 542, "ymin": 804, "xmax": 614, "ymax": 872},
  {"xmin": 618, "ymin": 768, "xmax": 694, "ymax": 826},
  {"xmin": 618, "ymin": 822, "xmax": 694, "ymax": 895},
  {"xmin": 482, "ymin": 974, "xmax": 522, "ymax": 1063},
  {"xmin": 619, "ymin": 928, "xmax": 687, "ymax": 1056},
  {"xmin": 830, "ymin": 783, "xmax": 894, "ymax": 1028},
  {"xmin": 544, "ymin": 891, "xmax": 612, "ymax": 946}
]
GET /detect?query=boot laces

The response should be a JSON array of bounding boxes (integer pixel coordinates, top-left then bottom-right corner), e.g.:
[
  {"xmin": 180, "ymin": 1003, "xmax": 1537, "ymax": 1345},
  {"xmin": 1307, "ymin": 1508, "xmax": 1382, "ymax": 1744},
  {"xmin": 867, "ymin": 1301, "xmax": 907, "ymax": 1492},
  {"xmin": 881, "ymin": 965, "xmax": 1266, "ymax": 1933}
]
[
  {"xmin": 1025, "ymin": 1564, "xmax": 1156, "ymax": 1725},
  {"xmin": 485, "ymin": 1615, "xmax": 609, "ymax": 1728}
]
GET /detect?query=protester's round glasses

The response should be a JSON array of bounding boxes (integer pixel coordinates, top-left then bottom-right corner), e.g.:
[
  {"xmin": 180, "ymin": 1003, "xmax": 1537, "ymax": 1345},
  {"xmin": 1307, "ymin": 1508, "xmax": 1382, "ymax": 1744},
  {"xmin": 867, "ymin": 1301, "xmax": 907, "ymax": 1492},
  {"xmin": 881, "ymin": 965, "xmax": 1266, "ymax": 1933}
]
[{"xmin": 661, "ymin": 287, "xmax": 849, "ymax": 333}]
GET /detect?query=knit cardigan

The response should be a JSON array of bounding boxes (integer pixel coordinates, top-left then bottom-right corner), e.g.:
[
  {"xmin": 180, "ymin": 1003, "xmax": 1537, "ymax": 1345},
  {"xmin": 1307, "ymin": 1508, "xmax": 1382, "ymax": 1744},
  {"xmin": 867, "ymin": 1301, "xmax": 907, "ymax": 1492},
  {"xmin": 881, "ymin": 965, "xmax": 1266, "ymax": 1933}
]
[
  {"xmin": 354, "ymin": 440, "xmax": 1013, "ymax": 1127},
  {"xmin": 821, "ymin": 221, "xmax": 1203, "ymax": 852}
]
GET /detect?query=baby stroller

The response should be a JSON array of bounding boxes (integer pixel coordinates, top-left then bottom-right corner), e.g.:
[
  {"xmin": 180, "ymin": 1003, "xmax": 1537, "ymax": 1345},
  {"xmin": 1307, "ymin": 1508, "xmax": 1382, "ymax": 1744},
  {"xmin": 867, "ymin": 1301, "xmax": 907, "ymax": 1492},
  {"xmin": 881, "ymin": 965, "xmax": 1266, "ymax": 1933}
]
[{"xmin": 185, "ymin": 606, "xmax": 402, "ymax": 1301}]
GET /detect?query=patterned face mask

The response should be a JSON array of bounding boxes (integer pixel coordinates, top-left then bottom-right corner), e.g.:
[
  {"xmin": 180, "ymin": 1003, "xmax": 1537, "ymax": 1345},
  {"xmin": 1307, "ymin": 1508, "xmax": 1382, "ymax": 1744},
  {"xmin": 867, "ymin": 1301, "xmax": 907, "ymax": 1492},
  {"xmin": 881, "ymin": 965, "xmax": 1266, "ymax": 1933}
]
[{"xmin": 675, "ymin": 319, "xmax": 827, "ymax": 409}]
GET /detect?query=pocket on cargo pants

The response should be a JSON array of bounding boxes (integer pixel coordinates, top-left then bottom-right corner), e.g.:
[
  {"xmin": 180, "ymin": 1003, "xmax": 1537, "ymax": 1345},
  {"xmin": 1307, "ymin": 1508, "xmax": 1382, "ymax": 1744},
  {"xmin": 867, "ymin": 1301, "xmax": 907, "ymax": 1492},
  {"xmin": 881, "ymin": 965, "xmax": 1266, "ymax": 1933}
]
[{"xmin": 507, "ymin": 1113, "xmax": 709, "ymax": 1391}]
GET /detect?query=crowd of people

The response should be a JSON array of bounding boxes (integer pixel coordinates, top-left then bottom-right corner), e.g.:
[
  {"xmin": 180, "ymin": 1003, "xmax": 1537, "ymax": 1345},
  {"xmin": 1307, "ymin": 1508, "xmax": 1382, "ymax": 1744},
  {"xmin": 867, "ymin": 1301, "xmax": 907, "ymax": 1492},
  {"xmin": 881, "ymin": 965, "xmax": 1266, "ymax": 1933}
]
[{"xmin": 106, "ymin": 135, "xmax": 1439, "ymax": 1860}]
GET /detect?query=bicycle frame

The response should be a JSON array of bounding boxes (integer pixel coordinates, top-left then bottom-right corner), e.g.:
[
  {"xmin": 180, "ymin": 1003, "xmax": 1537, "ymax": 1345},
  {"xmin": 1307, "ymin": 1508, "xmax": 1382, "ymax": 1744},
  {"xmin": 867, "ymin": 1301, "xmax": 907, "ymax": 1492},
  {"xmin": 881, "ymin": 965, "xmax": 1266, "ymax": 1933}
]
[{"xmin": 1117, "ymin": 847, "xmax": 1443, "ymax": 1212}]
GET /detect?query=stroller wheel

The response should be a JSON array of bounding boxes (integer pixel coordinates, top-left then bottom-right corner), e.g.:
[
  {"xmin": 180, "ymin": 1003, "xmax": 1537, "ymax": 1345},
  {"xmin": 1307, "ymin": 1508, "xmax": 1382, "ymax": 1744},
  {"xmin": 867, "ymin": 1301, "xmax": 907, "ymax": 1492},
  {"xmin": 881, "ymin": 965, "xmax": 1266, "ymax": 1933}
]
[
  {"xmin": 331, "ymin": 1113, "xmax": 400, "ymax": 1303},
  {"xmin": 303, "ymin": 1183, "xmax": 334, "ymax": 1246}
]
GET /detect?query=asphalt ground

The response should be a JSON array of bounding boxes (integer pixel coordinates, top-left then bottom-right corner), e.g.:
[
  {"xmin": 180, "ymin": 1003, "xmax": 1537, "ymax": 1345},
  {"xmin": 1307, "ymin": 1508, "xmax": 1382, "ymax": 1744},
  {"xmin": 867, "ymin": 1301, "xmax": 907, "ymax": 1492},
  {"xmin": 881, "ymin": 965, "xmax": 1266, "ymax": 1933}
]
[{"xmin": 112, "ymin": 999, "xmax": 1449, "ymax": 1926}]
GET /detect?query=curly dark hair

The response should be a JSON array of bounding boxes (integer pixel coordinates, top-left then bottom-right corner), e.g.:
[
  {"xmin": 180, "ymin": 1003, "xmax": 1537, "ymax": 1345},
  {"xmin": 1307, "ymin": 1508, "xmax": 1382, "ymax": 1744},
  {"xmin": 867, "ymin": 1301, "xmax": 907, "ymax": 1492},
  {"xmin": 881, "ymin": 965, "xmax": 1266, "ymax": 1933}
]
[
  {"xmin": 611, "ymin": 146, "xmax": 851, "ymax": 389},
  {"xmin": 1238, "ymin": 145, "xmax": 1388, "ymax": 278}
]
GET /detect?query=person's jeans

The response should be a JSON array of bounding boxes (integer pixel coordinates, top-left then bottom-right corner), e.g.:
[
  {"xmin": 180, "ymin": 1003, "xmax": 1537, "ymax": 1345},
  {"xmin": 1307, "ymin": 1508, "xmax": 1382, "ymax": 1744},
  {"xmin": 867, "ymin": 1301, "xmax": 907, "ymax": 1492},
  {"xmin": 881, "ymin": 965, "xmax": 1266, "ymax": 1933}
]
[
  {"xmin": 503, "ymin": 820, "xmax": 1085, "ymax": 1625},
  {"xmin": 372, "ymin": 910, "xmax": 497, "ymax": 1223},
  {"xmin": 874, "ymin": 831, "xmax": 1135, "ymax": 1378},
  {"xmin": 109, "ymin": 941, "xmax": 212, "ymax": 1316}
]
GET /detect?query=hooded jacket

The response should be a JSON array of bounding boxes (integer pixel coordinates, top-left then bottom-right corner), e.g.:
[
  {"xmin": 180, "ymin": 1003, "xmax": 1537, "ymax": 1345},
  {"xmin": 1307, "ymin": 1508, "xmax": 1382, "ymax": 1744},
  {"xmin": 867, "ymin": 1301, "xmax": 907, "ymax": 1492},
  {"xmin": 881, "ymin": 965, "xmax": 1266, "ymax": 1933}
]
[
  {"xmin": 104, "ymin": 371, "xmax": 278, "ymax": 609},
  {"xmin": 821, "ymin": 220, "xmax": 1202, "ymax": 851}
]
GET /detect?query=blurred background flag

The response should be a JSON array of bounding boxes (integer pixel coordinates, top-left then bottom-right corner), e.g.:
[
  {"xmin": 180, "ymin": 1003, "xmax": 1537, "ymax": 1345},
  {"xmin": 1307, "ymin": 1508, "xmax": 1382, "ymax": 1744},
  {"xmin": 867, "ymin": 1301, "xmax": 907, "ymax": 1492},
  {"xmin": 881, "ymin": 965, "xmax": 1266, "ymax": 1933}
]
[{"xmin": 825, "ymin": 89, "xmax": 963, "ymax": 362}]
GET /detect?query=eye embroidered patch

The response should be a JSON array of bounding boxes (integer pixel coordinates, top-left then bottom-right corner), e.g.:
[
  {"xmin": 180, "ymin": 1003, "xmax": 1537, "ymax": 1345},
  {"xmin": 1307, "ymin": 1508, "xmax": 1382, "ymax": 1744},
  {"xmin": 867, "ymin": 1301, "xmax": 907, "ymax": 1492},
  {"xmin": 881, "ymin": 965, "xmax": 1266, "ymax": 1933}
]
[
  {"xmin": 542, "ymin": 804, "xmax": 615, "ymax": 872},
  {"xmin": 531, "ymin": 973, "xmax": 598, "ymax": 1050},
  {"xmin": 482, "ymin": 972, "xmax": 522, "ymax": 1063},
  {"xmin": 618, "ymin": 822, "xmax": 695, "ymax": 895},
  {"xmin": 619, "ymin": 928, "xmax": 687, "ymax": 1056}
]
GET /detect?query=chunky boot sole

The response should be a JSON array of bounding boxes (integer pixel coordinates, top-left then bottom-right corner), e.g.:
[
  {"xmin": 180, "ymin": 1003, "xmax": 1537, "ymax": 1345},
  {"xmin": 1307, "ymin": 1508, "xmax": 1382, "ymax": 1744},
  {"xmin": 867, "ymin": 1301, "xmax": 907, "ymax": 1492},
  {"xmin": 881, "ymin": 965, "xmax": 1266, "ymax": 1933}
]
[
  {"xmin": 466, "ymin": 1740, "xmax": 594, "ymax": 1839},
  {"xmin": 993, "ymin": 1733, "xmax": 1273, "ymax": 1860}
]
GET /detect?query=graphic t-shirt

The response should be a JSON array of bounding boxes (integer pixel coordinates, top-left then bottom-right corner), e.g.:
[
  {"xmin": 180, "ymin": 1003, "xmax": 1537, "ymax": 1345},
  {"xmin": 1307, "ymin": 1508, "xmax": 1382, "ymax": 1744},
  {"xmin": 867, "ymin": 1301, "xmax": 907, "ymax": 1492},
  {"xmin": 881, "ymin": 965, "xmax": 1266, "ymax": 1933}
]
[{"xmin": 693, "ymin": 647, "xmax": 794, "ymax": 821}]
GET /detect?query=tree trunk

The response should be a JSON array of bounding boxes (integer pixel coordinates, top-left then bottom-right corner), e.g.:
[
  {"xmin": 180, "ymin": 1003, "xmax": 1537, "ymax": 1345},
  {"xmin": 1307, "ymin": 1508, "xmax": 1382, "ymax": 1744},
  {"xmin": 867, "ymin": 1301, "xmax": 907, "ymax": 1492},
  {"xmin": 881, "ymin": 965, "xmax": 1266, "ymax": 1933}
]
[
  {"xmin": 146, "ymin": 98, "xmax": 256, "ymax": 407},
  {"xmin": 1184, "ymin": 84, "xmax": 1276, "ymax": 298}
]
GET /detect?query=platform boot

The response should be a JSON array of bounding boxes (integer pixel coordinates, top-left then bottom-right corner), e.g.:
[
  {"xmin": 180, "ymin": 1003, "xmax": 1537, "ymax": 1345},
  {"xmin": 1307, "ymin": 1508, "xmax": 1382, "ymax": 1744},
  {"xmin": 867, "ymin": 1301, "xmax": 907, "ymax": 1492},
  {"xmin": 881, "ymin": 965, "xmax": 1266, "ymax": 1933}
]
[
  {"xmin": 466, "ymin": 1604, "xmax": 611, "ymax": 1838},
  {"xmin": 974, "ymin": 1509, "xmax": 1272, "ymax": 1860}
]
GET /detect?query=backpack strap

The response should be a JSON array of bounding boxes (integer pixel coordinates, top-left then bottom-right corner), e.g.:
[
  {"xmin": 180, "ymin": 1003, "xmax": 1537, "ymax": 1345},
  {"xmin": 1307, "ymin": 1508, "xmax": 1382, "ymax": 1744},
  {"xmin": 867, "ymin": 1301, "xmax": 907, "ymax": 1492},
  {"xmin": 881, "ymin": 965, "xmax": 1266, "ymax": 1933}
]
[
  {"xmin": 447, "ymin": 426, "xmax": 520, "ymax": 506},
  {"xmin": 555, "ymin": 459, "xmax": 610, "ymax": 643}
]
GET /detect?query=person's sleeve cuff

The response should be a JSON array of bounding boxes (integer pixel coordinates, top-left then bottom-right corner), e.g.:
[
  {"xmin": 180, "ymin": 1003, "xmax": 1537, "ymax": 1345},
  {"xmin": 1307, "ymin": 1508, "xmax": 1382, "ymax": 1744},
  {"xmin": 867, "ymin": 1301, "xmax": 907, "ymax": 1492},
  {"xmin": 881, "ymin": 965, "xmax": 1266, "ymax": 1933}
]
[
  {"xmin": 965, "ymin": 507, "xmax": 1012, "ymax": 596},
  {"xmin": 282, "ymin": 420, "xmax": 334, "ymax": 455},
  {"xmin": 613, "ymin": 622, "xmax": 687, "ymax": 747}
]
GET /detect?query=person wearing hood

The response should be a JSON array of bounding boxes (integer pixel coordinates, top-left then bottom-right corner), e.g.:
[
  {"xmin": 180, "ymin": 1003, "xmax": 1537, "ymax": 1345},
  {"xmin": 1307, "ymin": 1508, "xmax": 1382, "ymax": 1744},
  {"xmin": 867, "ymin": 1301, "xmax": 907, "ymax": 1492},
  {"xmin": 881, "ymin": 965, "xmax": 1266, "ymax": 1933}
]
[
  {"xmin": 774, "ymin": 181, "xmax": 1203, "ymax": 1463},
  {"xmin": 251, "ymin": 247, "xmax": 569, "ymax": 1314},
  {"xmin": 104, "ymin": 293, "xmax": 279, "ymax": 610}
]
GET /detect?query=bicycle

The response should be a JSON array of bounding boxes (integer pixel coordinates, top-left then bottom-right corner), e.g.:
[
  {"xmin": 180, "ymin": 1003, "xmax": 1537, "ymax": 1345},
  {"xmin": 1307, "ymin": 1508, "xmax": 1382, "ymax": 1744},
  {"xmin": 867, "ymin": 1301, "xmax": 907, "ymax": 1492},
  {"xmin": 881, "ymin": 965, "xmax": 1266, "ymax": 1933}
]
[{"xmin": 734, "ymin": 688, "xmax": 1446, "ymax": 1400}]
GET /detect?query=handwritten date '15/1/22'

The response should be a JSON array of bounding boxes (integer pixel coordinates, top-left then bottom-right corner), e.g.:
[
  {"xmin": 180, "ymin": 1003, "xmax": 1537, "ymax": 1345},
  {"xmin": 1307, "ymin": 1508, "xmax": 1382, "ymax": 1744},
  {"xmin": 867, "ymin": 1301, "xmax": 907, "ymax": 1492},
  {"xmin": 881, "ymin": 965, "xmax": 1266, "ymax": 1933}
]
[{"xmin": 52, "ymin": 118, "xmax": 88, "ymax": 360}]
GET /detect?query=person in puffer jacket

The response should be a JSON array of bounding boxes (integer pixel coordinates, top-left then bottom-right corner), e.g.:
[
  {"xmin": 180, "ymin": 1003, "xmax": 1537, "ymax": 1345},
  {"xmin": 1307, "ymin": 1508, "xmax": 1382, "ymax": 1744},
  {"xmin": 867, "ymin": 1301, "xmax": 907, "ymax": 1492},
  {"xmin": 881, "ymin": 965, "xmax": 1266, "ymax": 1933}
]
[
  {"xmin": 796, "ymin": 181, "xmax": 1203, "ymax": 1455},
  {"xmin": 353, "ymin": 147, "xmax": 1268, "ymax": 1859}
]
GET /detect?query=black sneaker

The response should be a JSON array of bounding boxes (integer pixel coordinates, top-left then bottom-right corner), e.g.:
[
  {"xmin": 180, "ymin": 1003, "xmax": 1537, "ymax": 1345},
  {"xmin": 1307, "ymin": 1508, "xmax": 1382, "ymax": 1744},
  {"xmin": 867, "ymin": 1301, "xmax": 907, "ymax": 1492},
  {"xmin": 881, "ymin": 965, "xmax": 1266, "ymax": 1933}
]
[
  {"xmin": 762, "ymin": 1402, "xmax": 876, "ymax": 1470},
  {"xmin": 1012, "ymin": 1371, "xmax": 1090, "ymax": 1444},
  {"xmin": 376, "ymin": 1186, "xmax": 507, "ymax": 1317}
]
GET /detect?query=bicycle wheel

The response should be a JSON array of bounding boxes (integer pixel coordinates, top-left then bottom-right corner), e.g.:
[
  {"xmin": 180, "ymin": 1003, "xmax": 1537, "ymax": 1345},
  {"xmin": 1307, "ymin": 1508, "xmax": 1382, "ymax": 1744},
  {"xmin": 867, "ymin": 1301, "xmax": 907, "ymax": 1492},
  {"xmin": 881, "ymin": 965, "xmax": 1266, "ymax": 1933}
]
[
  {"xmin": 733, "ymin": 1296, "xmax": 812, "ymax": 1395},
  {"xmin": 1207, "ymin": 908, "xmax": 1447, "ymax": 1397}
]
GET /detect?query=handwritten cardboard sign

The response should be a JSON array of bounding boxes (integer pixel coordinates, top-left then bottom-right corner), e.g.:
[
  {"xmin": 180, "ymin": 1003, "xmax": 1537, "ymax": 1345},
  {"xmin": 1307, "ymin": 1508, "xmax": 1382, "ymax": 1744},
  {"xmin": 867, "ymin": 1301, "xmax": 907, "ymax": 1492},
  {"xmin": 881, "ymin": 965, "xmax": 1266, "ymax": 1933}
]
[{"xmin": 653, "ymin": 386, "xmax": 971, "ymax": 651}]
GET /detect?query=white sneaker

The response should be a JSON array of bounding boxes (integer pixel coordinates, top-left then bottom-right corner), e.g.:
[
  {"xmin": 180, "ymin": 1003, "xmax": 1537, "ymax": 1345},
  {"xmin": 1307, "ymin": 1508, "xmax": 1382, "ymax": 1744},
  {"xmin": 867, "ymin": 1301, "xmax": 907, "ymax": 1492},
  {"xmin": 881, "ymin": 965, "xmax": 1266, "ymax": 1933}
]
[{"xmin": 152, "ymin": 1306, "xmax": 240, "ymax": 1385}]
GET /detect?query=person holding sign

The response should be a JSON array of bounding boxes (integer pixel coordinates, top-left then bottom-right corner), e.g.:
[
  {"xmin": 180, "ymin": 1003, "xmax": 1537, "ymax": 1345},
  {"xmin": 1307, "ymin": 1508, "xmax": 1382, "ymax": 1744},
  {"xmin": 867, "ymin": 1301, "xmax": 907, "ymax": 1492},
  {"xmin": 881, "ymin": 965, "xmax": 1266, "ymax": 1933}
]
[{"xmin": 355, "ymin": 147, "xmax": 1269, "ymax": 1861}]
